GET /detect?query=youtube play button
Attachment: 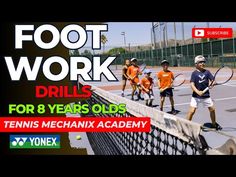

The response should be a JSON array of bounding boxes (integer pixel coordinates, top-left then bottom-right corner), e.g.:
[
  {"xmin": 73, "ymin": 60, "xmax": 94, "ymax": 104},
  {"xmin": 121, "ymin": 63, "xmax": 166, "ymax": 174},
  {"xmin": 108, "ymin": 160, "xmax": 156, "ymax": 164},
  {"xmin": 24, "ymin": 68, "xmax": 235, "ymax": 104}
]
[{"xmin": 195, "ymin": 29, "xmax": 204, "ymax": 36}]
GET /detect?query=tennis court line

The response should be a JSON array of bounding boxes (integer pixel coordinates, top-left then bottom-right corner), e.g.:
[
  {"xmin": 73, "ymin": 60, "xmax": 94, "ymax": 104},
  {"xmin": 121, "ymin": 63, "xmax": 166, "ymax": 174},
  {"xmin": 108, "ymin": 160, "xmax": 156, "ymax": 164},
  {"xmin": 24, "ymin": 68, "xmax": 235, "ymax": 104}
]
[
  {"xmin": 109, "ymin": 84, "xmax": 191, "ymax": 94},
  {"xmin": 165, "ymin": 96, "xmax": 236, "ymax": 108}
]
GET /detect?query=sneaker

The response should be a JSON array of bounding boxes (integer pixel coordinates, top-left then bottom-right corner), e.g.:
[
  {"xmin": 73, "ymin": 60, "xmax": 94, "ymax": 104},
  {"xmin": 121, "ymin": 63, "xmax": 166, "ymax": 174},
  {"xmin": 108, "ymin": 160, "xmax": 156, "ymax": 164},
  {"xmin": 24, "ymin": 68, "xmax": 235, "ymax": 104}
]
[
  {"xmin": 121, "ymin": 93, "xmax": 124, "ymax": 97},
  {"xmin": 138, "ymin": 95, "xmax": 144, "ymax": 100},
  {"xmin": 212, "ymin": 122, "xmax": 222, "ymax": 130},
  {"xmin": 170, "ymin": 109, "xmax": 177, "ymax": 115}
]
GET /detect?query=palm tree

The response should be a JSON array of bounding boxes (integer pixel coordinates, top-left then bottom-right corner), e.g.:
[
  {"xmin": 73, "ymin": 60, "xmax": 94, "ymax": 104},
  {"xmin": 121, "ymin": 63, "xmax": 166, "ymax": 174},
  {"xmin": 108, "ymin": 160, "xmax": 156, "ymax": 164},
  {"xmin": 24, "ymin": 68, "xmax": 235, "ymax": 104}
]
[{"xmin": 101, "ymin": 34, "xmax": 108, "ymax": 53}]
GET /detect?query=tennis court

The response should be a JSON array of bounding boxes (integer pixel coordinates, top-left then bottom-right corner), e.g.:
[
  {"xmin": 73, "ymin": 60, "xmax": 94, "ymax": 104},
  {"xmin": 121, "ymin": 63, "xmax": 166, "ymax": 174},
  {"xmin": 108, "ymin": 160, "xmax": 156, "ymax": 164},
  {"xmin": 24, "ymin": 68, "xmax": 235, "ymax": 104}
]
[{"xmin": 76, "ymin": 65, "xmax": 236, "ymax": 153}]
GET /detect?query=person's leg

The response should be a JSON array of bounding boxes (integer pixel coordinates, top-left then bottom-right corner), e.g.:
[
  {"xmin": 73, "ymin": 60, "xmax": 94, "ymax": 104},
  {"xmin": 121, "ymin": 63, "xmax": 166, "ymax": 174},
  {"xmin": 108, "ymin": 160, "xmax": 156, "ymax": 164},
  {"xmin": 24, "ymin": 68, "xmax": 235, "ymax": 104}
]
[
  {"xmin": 121, "ymin": 80, "xmax": 127, "ymax": 97},
  {"xmin": 208, "ymin": 106, "xmax": 216, "ymax": 125},
  {"xmin": 149, "ymin": 99, "xmax": 153, "ymax": 107},
  {"xmin": 186, "ymin": 97, "xmax": 198, "ymax": 121},
  {"xmin": 169, "ymin": 96, "xmax": 177, "ymax": 114},
  {"xmin": 160, "ymin": 96, "xmax": 165, "ymax": 111},
  {"xmin": 147, "ymin": 93, "xmax": 154, "ymax": 107},
  {"xmin": 137, "ymin": 84, "xmax": 143, "ymax": 100},
  {"xmin": 143, "ymin": 93, "xmax": 149, "ymax": 106},
  {"xmin": 169, "ymin": 96, "xmax": 175, "ymax": 111},
  {"xmin": 203, "ymin": 98, "xmax": 219, "ymax": 127},
  {"xmin": 131, "ymin": 84, "xmax": 136, "ymax": 100},
  {"xmin": 186, "ymin": 106, "xmax": 197, "ymax": 121}
]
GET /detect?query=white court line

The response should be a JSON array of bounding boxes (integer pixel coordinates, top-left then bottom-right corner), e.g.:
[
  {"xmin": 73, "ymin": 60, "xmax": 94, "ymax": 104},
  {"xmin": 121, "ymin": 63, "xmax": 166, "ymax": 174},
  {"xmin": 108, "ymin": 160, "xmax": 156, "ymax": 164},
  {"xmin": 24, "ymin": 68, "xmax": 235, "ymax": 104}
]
[
  {"xmin": 108, "ymin": 84, "xmax": 191, "ymax": 94},
  {"xmin": 165, "ymin": 96, "xmax": 236, "ymax": 108},
  {"xmin": 110, "ymin": 87, "xmax": 191, "ymax": 94}
]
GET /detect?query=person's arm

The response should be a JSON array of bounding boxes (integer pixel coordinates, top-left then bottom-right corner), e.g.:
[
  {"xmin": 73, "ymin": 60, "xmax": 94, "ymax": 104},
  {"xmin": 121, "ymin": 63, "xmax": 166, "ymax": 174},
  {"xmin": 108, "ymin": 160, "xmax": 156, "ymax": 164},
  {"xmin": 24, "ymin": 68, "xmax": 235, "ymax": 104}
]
[
  {"xmin": 190, "ymin": 82, "xmax": 204, "ymax": 96},
  {"xmin": 158, "ymin": 78, "xmax": 165, "ymax": 92},
  {"xmin": 140, "ymin": 79, "xmax": 147, "ymax": 92},
  {"xmin": 122, "ymin": 66, "xmax": 129, "ymax": 79},
  {"xmin": 126, "ymin": 67, "xmax": 132, "ymax": 80},
  {"xmin": 140, "ymin": 84, "xmax": 149, "ymax": 93},
  {"xmin": 131, "ymin": 66, "xmax": 140, "ymax": 80}
]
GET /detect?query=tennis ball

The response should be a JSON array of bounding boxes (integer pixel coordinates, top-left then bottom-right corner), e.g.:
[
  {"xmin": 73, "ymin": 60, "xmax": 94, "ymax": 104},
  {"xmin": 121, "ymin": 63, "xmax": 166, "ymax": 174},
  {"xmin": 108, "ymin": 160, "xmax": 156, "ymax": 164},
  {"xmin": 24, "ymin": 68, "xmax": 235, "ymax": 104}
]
[{"xmin": 76, "ymin": 135, "xmax": 81, "ymax": 140}]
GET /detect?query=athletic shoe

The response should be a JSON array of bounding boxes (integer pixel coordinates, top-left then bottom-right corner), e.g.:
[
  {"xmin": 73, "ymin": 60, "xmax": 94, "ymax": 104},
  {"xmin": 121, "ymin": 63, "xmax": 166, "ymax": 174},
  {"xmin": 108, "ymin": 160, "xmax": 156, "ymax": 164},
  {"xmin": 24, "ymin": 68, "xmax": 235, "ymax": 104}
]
[{"xmin": 212, "ymin": 122, "xmax": 223, "ymax": 130}]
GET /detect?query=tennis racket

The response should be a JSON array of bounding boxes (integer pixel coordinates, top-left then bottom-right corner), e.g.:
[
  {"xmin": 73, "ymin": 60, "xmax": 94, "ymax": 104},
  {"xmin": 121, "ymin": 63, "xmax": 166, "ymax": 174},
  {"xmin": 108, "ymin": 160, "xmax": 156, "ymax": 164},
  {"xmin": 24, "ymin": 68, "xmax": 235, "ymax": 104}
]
[
  {"xmin": 139, "ymin": 63, "xmax": 147, "ymax": 73},
  {"xmin": 202, "ymin": 65, "xmax": 234, "ymax": 94},
  {"xmin": 160, "ymin": 73, "xmax": 186, "ymax": 92},
  {"xmin": 172, "ymin": 73, "xmax": 186, "ymax": 87}
]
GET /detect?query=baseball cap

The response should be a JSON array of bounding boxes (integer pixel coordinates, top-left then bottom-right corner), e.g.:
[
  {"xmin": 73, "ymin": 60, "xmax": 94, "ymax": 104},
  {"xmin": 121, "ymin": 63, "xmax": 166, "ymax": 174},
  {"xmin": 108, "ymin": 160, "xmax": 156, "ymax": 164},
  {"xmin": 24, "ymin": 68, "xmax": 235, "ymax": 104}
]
[
  {"xmin": 195, "ymin": 55, "xmax": 206, "ymax": 64},
  {"xmin": 130, "ymin": 58, "xmax": 137, "ymax": 62},
  {"xmin": 161, "ymin": 60, "xmax": 169, "ymax": 65},
  {"xmin": 144, "ymin": 69, "xmax": 152, "ymax": 74}
]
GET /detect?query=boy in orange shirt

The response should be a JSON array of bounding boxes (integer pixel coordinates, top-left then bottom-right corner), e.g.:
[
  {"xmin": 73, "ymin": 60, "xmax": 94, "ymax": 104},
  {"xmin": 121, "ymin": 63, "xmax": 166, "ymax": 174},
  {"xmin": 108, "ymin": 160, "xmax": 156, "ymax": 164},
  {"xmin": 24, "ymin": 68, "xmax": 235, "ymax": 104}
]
[
  {"xmin": 127, "ymin": 58, "xmax": 143, "ymax": 100},
  {"xmin": 157, "ymin": 60, "xmax": 176, "ymax": 114},
  {"xmin": 140, "ymin": 69, "xmax": 154, "ymax": 107}
]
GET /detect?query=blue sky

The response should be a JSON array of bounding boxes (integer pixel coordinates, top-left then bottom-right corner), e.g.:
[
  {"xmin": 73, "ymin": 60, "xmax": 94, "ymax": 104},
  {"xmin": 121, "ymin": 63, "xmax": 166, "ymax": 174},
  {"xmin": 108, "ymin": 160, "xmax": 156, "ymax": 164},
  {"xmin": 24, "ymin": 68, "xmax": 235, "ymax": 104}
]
[
  {"xmin": 105, "ymin": 22, "xmax": 152, "ymax": 47},
  {"xmin": 69, "ymin": 22, "xmax": 236, "ymax": 51},
  {"xmin": 105, "ymin": 22, "xmax": 236, "ymax": 46}
]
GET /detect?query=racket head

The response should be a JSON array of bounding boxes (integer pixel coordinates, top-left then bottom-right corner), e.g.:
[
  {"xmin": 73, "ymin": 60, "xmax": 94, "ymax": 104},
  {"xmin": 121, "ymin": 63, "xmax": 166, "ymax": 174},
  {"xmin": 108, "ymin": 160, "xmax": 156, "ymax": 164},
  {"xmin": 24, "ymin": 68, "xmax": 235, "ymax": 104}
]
[
  {"xmin": 153, "ymin": 75, "xmax": 158, "ymax": 87},
  {"xmin": 139, "ymin": 63, "xmax": 147, "ymax": 72},
  {"xmin": 213, "ymin": 66, "xmax": 234, "ymax": 85},
  {"xmin": 172, "ymin": 73, "xmax": 186, "ymax": 87}
]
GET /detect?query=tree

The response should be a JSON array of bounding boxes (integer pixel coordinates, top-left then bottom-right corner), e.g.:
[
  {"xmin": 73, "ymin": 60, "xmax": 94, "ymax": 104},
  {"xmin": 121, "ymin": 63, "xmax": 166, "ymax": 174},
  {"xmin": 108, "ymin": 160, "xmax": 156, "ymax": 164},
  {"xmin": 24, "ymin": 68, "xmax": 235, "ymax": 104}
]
[
  {"xmin": 101, "ymin": 34, "xmax": 108, "ymax": 53},
  {"xmin": 107, "ymin": 47, "xmax": 126, "ymax": 55},
  {"xmin": 71, "ymin": 49, "xmax": 80, "ymax": 56},
  {"xmin": 81, "ymin": 49, "xmax": 92, "ymax": 56}
]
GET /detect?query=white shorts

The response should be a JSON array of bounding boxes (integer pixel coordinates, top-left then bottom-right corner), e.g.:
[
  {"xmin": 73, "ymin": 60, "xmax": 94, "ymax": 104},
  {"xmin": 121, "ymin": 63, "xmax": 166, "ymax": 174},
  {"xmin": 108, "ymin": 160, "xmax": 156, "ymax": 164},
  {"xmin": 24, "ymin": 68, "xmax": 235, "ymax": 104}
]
[
  {"xmin": 190, "ymin": 97, "xmax": 214, "ymax": 108},
  {"xmin": 143, "ymin": 93, "xmax": 154, "ymax": 101}
]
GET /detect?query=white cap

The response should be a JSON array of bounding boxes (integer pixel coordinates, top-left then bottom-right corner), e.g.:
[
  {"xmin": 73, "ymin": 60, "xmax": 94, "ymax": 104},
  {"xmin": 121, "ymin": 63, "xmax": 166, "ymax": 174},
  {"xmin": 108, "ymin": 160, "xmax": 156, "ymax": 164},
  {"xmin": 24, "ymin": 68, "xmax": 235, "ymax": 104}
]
[
  {"xmin": 130, "ymin": 58, "xmax": 137, "ymax": 62},
  {"xmin": 144, "ymin": 69, "xmax": 152, "ymax": 74},
  {"xmin": 195, "ymin": 55, "xmax": 206, "ymax": 64},
  {"xmin": 161, "ymin": 60, "xmax": 169, "ymax": 65}
]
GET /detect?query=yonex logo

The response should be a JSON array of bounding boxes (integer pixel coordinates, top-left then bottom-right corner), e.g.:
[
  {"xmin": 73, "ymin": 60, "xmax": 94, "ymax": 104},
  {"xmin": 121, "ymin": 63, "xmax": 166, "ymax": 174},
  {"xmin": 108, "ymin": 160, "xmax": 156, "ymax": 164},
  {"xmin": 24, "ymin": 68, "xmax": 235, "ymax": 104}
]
[
  {"xmin": 10, "ymin": 135, "xmax": 60, "ymax": 149},
  {"xmin": 11, "ymin": 137, "xmax": 27, "ymax": 147}
]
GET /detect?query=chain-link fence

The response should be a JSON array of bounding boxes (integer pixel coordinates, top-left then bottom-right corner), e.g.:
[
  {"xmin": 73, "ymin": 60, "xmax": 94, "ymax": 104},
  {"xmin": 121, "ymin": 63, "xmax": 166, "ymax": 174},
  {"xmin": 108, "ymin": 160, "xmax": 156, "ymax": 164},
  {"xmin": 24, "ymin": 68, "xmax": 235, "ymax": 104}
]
[
  {"xmin": 70, "ymin": 38, "xmax": 236, "ymax": 68},
  {"xmin": 119, "ymin": 38, "xmax": 236, "ymax": 68}
]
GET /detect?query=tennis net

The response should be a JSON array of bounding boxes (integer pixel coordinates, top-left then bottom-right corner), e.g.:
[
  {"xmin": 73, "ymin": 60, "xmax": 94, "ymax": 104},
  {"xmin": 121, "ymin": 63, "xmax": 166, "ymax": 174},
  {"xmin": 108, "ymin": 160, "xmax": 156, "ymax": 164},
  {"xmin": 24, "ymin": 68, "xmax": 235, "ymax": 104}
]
[{"xmin": 79, "ymin": 81, "xmax": 208, "ymax": 155}]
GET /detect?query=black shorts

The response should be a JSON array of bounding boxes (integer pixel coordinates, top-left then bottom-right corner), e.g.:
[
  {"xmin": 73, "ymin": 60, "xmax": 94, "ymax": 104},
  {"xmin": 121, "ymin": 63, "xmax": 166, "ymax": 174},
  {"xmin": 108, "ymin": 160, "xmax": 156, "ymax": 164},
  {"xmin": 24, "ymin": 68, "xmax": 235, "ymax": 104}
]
[{"xmin": 160, "ymin": 88, "xmax": 173, "ymax": 97}]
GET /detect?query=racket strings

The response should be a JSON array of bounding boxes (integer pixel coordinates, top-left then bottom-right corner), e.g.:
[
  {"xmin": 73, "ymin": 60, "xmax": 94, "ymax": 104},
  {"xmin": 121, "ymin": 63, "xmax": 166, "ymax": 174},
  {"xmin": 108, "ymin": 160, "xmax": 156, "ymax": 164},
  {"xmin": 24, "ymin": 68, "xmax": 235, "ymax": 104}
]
[
  {"xmin": 139, "ymin": 64, "xmax": 146, "ymax": 72},
  {"xmin": 172, "ymin": 74, "xmax": 185, "ymax": 87},
  {"xmin": 214, "ymin": 67, "xmax": 233, "ymax": 85}
]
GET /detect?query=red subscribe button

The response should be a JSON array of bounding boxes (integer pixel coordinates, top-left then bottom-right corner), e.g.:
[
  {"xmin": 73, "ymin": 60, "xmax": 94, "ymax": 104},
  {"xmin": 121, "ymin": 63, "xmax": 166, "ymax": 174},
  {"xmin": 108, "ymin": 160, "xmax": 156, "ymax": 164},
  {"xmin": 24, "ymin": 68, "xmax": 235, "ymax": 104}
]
[{"xmin": 192, "ymin": 28, "xmax": 233, "ymax": 38}]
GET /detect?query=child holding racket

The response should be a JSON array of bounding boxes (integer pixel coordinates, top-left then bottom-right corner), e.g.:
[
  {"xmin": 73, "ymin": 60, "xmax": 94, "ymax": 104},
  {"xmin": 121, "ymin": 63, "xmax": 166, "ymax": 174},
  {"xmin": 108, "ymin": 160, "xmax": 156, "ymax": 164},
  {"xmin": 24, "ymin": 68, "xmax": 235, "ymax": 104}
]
[
  {"xmin": 140, "ymin": 69, "xmax": 154, "ymax": 107},
  {"xmin": 157, "ymin": 60, "xmax": 177, "ymax": 114},
  {"xmin": 186, "ymin": 55, "xmax": 222, "ymax": 130},
  {"xmin": 127, "ymin": 58, "xmax": 143, "ymax": 101}
]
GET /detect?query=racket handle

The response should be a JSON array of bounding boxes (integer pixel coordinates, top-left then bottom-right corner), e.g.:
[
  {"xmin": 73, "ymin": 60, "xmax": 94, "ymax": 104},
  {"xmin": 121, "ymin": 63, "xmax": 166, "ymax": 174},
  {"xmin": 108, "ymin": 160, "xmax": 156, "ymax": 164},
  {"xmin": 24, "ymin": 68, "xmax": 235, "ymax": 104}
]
[{"xmin": 202, "ymin": 87, "xmax": 209, "ymax": 94}]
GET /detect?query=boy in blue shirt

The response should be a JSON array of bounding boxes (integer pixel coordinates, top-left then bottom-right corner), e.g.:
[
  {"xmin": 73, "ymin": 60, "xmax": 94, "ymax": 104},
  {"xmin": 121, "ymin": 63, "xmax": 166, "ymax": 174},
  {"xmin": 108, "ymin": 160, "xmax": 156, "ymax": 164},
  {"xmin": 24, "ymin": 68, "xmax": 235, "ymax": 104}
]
[{"xmin": 186, "ymin": 55, "xmax": 222, "ymax": 130}]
